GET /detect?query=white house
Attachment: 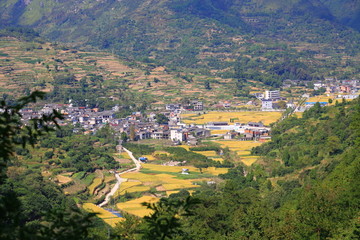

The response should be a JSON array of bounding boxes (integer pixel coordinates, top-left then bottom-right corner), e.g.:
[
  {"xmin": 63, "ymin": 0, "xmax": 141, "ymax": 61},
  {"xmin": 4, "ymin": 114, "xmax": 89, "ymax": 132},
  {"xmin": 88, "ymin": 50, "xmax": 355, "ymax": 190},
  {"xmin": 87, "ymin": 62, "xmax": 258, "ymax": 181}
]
[
  {"xmin": 261, "ymin": 100, "xmax": 274, "ymax": 110},
  {"xmin": 170, "ymin": 129, "xmax": 185, "ymax": 142}
]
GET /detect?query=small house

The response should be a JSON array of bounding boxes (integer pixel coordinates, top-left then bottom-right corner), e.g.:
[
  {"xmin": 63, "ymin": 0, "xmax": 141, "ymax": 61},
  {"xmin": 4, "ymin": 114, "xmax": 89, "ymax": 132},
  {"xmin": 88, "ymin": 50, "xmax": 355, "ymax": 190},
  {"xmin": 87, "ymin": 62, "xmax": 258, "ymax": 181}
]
[{"xmin": 181, "ymin": 168, "xmax": 189, "ymax": 175}]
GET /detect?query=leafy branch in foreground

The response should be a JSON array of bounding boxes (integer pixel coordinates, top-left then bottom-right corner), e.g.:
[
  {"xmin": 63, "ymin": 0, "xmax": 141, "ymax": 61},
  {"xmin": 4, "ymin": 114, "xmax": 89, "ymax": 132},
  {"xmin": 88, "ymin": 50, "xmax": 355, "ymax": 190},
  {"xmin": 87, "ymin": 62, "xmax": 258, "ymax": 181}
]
[
  {"xmin": 140, "ymin": 196, "xmax": 200, "ymax": 240},
  {"xmin": 0, "ymin": 91, "xmax": 63, "ymax": 168}
]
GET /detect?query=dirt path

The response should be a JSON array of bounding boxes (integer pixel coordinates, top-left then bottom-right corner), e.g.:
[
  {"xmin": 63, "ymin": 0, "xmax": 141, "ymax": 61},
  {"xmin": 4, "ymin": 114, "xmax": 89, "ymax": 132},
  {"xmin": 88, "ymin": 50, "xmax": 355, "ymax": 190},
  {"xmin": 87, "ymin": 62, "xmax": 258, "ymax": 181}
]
[{"xmin": 98, "ymin": 147, "xmax": 142, "ymax": 207}]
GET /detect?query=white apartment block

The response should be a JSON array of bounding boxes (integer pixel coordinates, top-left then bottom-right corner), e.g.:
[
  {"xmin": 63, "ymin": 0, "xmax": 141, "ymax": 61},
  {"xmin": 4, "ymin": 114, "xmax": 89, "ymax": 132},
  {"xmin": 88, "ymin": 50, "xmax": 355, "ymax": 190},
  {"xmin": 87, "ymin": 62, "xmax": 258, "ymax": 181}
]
[{"xmin": 264, "ymin": 90, "xmax": 280, "ymax": 100}]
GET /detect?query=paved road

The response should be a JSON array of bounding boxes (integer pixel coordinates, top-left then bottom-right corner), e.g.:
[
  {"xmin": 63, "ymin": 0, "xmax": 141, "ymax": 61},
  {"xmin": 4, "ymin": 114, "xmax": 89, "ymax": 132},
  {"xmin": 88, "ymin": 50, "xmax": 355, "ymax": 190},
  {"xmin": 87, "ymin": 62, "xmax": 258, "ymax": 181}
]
[{"xmin": 98, "ymin": 147, "xmax": 142, "ymax": 207}]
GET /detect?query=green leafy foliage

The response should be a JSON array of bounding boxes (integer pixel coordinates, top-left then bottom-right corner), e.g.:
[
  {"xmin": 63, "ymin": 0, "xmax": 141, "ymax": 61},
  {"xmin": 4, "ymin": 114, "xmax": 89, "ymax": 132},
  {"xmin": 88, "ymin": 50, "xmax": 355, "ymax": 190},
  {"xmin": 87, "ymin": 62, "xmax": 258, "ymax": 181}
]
[
  {"xmin": 0, "ymin": 92, "xmax": 97, "ymax": 239},
  {"xmin": 132, "ymin": 98, "xmax": 360, "ymax": 240}
]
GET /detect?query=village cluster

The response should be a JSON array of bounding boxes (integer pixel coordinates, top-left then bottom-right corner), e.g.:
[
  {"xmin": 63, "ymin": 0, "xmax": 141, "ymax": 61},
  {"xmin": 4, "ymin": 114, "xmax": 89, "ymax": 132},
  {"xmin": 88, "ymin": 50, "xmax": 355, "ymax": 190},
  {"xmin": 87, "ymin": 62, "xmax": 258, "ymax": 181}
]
[
  {"xmin": 19, "ymin": 101, "xmax": 271, "ymax": 145},
  {"xmin": 18, "ymin": 80, "xmax": 360, "ymax": 145},
  {"xmin": 256, "ymin": 80, "xmax": 360, "ymax": 111}
]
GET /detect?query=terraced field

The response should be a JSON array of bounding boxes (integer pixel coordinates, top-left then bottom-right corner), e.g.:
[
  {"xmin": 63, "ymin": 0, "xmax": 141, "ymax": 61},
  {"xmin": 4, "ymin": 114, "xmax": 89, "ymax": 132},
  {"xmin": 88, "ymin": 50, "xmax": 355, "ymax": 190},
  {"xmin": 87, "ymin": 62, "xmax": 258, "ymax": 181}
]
[
  {"xmin": 0, "ymin": 37, "xmax": 249, "ymax": 103},
  {"xmin": 88, "ymin": 177, "xmax": 103, "ymax": 195},
  {"xmin": 83, "ymin": 203, "xmax": 124, "ymax": 227},
  {"xmin": 213, "ymin": 140, "xmax": 262, "ymax": 166},
  {"xmin": 114, "ymin": 160, "xmax": 228, "ymax": 218},
  {"xmin": 116, "ymin": 196, "xmax": 160, "ymax": 218}
]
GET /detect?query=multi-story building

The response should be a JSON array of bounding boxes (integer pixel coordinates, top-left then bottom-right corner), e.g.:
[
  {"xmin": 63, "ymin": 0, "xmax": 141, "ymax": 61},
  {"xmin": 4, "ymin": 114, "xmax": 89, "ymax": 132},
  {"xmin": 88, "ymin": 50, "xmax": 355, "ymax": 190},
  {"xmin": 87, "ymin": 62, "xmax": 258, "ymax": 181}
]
[{"xmin": 264, "ymin": 90, "xmax": 280, "ymax": 100}]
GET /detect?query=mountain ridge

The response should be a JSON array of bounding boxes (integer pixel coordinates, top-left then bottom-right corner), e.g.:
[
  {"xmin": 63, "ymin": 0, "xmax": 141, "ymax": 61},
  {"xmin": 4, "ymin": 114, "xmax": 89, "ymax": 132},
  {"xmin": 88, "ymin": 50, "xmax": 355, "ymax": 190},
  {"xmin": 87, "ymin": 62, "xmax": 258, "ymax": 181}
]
[{"xmin": 1, "ymin": 0, "xmax": 360, "ymax": 84}]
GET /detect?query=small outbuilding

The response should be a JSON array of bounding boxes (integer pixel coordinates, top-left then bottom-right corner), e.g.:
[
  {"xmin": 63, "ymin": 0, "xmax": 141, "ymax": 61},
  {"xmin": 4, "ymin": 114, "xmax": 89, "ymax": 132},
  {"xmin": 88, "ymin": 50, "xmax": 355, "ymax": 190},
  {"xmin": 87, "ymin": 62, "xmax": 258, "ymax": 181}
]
[{"xmin": 139, "ymin": 157, "xmax": 148, "ymax": 163}]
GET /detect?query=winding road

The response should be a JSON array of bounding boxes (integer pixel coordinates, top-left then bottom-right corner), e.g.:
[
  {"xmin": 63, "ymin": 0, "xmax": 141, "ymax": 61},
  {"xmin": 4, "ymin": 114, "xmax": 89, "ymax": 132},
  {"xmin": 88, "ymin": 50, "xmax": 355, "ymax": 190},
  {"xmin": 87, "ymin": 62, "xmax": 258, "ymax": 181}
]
[{"xmin": 98, "ymin": 147, "xmax": 142, "ymax": 207}]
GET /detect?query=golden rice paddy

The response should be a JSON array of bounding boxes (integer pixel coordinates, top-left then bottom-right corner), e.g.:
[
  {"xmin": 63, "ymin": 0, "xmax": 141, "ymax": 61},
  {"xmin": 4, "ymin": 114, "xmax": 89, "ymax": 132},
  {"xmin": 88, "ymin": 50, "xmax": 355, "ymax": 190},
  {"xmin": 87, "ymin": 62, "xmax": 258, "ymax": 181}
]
[
  {"xmin": 181, "ymin": 111, "xmax": 282, "ymax": 125},
  {"xmin": 166, "ymin": 190, "xmax": 196, "ymax": 196},
  {"xmin": 307, "ymin": 95, "xmax": 334, "ymax": 103},
  {"xmin": 142, "ymin": 164, "xmax": 199, "ymax": 173},
  {"xmin": 162, "ymin": 183, "xmax": 200, "ymax": 191},
  {"xmin": 115, "ymin": 181, "xmax": 142, "ymax": 196},
  {"xmin": 214, "ymin": 140, "xmax": 262, "ymax": 165},
  {"xmin": 241, "ymin": 156, "xmax": 260, "ymax": 166},
  {"xmin": 56, "ymin": 175, "xmax": 72, "ymax": 184},
  {"xmin": 88, "ymin": 178, "xmax": 103, "ymax": 195},
  {"xmin": 193, "ymin": 151, "xmax": 218, "ymax": 157},
  {"xmin": 210, "ymin": 130, "xmax": 229, "ymax": 135},
  {"xmin": 141, "ymin": 155, "xmax": 155, "ymax": 161},
  {"xmin": 118, "ymin": 152, "xmax": 131, "ymax": 159},
  {"xmin": 202, "ymin": 167, "xmax": 228, "ymax": 175},
  {"xmin": 124, "ymin": 185, "xmax": 151, "ymax": 193},
  {"xmin": 83, "ymin": 203, "xmax": 124, "ymax": 227},
  {"xmin": 117, "ymin": 196, "xmax": 159, "ymax": 218},
  {"xmin": 121, "ymin": 172, "xmax": 163, "ymax": 184},
  {"xmin": 105, "ymin": 175, "xmax": 116, "ymax": 183},
  {"xmin": 214, "ymin": 140, "xmax": 262, "ymax": 153},
  {"xmin": 178, "ymin": 145, "xmax": 190, "ymax": 150},
  {"xmin": 120, "ymin": 170, "xmax": 215, "ymax": 191},
  {"xmin": 166, "ymin": 190, "xmax": 179, "ymax": 196},
  {"xmin": 141, "ymin": 164, "xmax": 228, "ymax": 177}
]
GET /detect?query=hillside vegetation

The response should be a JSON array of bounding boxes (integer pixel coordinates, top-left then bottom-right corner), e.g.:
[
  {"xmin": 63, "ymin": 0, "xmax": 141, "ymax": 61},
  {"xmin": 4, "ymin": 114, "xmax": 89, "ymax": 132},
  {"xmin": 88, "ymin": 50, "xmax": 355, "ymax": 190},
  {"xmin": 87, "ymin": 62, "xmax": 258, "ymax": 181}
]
[
  {"xmin": 1, "ymin": 0, "xmax": 360, "ymax": 86},
  {"xmin": 0, "ymin": 35, "xmax": 274, "ymax": 104},
  {"xmin": 158, "ymin": 98, "xmax": 360, "ymax": 239}
]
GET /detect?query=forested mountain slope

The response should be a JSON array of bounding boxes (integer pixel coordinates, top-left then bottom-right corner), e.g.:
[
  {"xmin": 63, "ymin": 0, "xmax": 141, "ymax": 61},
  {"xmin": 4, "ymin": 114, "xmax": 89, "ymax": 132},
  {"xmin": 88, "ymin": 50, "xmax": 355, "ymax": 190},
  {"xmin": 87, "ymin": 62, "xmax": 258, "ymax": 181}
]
[
  {"xmin": 1, "ymin": 0, "xmax": 360, "ymax": 82},
  {"xmin": 320, "ymin": 0, "xmax": 360, "ymax": 30},
  {"xmin": 172, "ymin": 98, "xmax": 360, "ymax": 239}
]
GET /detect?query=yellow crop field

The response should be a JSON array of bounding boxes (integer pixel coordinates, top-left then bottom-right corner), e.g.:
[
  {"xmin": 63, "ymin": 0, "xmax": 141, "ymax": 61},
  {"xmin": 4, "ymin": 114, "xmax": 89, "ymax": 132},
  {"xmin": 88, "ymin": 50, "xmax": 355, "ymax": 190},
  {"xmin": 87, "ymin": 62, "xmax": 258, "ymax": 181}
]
[
  {"xmin": 83, "ymin": 203, "xmax": 124, "ymax": 227},
  {"xmin": 166, "ymin": 190, "xmax": 179, "ymax": 196},
  {"xmin": 142, "ymin": 164, "xmax": 228, "ymax": 176},
  {"xmin": 142, "ymin": 164, "xmax": 199, "ymax": 173},
  {"xmin": 214, "ymin": 140, "xmax": 263, "ymax": 165},
  {"xmin": 117, "ymin": 196, "xmax": 159, "ymax": 218},
  {"xmin": 119, "ymin": 181, "xmax": 142, "ymax": 190},
  {"xmin": 115, "ymin": 181, "xmax": 142, "ymax": 196},
  {"xmin": 141, "ymin": 155, "xmax": 155, "ymax": 161},
  {"xmin": 194, "ymin": 151, "xmax": 218, "ymax": 157},
  {"xmin": 210, "ymin": 130, "xmax": 229, "ymax": 135},
  {"xmin": 307, "ymin": 95, "xmax": 333, "ymax": 103},
  {"xmin": 105, "ymin": 218, "xmax": 125, "ymax": 227},
  {"xmin": 162, "ymin": 183, "xmax": 200, "ymax": 190},
  {"xmin": 202, "ymin": 167, "xmax": 228, "ymax": 175},
  {"xmin": 88, "ymin": 178, "xmax": 103, "ymax": 195},
  {"xmin": 118, "ymin": 152, "xmax": 131, "ymax": 159},
  {"xmin": 241, "ymin": 156, "xmax": 259, "ymax": 166},
  {"xmin": 105, "ymin": 175, "xmax": 116, "ymax": 183},
  {"xmin": 122, "ymin": 171, "xmax": 205, "ymax": 190},
  {"xmin": 166, "ymin": 190, "xmax": 195, "ymax": 196},
  {"xmin": 305, "ymin": 94, "xmax": 357, "ymax": 106},
  {"xmin": 181, "ymin": 111, "xmax": 282, "ymax": 125},
  {"xmin": 178, "ymin": 145, "xmax": 190, "ymax": 150},
  {"xmin": 214, "ymin": 140, "xmax": 261, "ymax": 154},
  {"xmin": 231, "ymin": 150, "xmax": 255, "ymax": 157},
  {"xmin": 121, "ymin": 185, "xmax": 151, "ymax": 194},
  {"xmin": 56, "ymin": 175, "xmax": 72, "ymax": 184},
  {"xmin": 121, "ymin": 172, "xmax": 162, "ymax": 184}
]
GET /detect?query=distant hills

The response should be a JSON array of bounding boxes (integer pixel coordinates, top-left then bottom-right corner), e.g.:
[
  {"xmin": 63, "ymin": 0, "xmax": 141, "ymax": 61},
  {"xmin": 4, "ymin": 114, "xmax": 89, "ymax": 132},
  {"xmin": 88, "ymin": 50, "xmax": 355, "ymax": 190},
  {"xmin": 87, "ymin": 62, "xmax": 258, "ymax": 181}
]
[{"xmin": 1, "ymin": 0, "xmax": 360, "ymax": 84}]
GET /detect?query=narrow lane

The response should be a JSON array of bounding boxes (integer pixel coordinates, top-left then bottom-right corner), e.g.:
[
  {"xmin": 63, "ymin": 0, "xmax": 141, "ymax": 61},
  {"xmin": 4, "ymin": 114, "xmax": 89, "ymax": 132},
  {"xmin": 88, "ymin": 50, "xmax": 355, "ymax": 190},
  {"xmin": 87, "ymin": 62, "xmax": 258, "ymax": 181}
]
[{"xmin": 98, "ymin": 147, "xmax": 142, "ymax": 207}]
